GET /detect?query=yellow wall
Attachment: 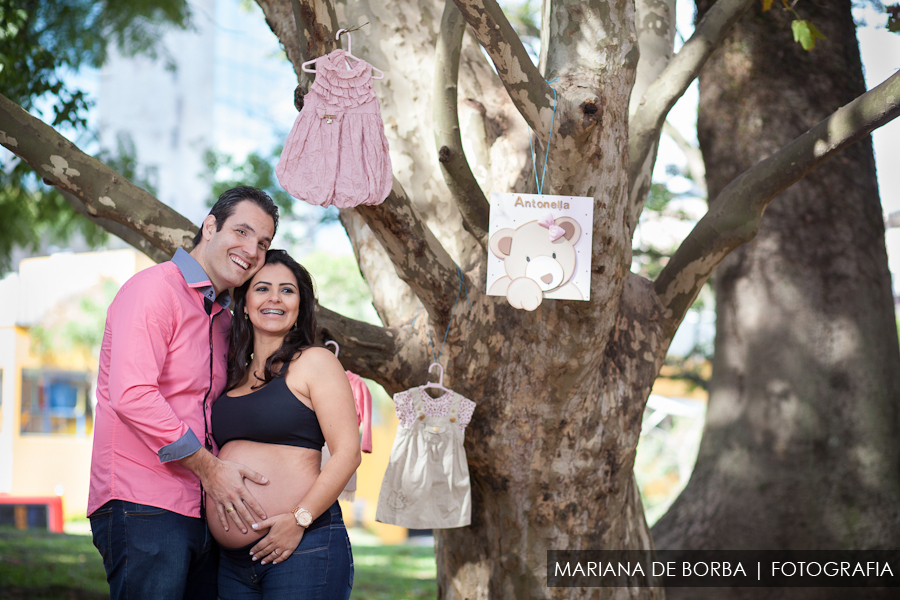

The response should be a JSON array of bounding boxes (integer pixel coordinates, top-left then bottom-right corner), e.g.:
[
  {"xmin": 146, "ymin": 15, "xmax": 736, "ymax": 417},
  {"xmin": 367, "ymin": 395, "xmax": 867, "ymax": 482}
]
[
  {"xmin": 11, "ymin": 438, "xmax": 93, "ymax": 518},
  {"xmin": 10, "ymin": 326, "xmax": 94, "ymax": 519}
]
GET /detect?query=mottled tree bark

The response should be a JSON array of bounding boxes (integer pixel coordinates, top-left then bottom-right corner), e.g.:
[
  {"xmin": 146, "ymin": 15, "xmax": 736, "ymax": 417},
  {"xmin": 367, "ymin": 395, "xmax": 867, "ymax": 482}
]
[{"xmin": 653, "ymin": 3, "xmax": 900, "ymax": 600}]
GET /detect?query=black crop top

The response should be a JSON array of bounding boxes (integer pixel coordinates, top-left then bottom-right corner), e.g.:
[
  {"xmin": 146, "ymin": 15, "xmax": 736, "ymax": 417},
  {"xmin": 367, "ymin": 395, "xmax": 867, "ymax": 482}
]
[{"xmin": 211, "ymin": 373, "xmax": 325, "ymax": 451}]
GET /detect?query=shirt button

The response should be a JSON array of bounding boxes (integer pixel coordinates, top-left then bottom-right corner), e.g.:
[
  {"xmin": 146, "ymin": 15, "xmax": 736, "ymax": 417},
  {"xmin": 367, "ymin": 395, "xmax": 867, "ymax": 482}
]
[
  {"xmin": 418, "ymin": 414, "xmax": 425, "ymax": 420},
  {"xmin": 450, "ymin": 417, "xmax": 456, "ymax": 423},
  {"xmin": 432, "ymin": 427, "xmax": 439, "ymax": 433}
]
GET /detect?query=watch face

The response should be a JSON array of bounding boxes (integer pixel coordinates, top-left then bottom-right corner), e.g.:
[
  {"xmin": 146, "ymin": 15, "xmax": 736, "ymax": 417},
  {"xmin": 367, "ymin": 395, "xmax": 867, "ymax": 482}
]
[{"xmin": 296, "ymin": 508, "xmax": 312, "ymax": 527}]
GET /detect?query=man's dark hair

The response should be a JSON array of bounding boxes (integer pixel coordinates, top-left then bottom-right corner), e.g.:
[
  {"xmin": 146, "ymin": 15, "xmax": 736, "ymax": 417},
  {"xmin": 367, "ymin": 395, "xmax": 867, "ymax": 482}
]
[{"xmin": 192, "ymin": 186, "xmax": 279, "ymax": 247}]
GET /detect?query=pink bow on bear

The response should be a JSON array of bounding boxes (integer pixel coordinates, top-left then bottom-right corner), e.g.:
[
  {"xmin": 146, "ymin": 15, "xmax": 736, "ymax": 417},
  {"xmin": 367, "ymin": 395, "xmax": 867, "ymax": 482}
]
[{"xmin": 538, "ymin": 213, "xmax": 565, "ymax": 241}]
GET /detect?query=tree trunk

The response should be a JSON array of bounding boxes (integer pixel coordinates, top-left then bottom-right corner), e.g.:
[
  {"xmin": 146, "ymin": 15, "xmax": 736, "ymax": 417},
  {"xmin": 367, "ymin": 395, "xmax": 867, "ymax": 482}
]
[
  {"xmin": 653, "ymin": 3, "xmax": 900, "ymax": 598},
  {"xmin": 434, "ymin": 274, "xmax": 666, "ymax": 600},
  {"xmin": 263, "ymin": 3, "xmax": 664, "ymax": 598}
]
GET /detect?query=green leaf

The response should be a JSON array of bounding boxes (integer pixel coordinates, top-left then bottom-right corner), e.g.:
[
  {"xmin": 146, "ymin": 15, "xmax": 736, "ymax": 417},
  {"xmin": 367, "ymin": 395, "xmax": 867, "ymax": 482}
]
[
  {"xmin": 791, "ymin": 19, "xmax": 826, "ymax": 51},
  {"xmin": 762, "ymin": 0, "xmax": 774, "ymax": 12}
]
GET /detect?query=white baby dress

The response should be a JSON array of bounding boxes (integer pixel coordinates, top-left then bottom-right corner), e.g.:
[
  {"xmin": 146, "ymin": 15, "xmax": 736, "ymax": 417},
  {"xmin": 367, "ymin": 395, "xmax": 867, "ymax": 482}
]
[
  {"xmin": 276, "ymin": 49, "xmax": 392, "ymax": 208},
  {"xmin": 376, "ymin": 386, "xmax": 476, "ymax": 529}
]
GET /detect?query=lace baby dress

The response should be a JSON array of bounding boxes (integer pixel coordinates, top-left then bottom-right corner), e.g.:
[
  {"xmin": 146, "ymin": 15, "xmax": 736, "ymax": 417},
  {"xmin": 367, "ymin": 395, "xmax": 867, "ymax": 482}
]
[
  {"xmin": 375, "ymin": 386, "xmax": 476, "ymax": 529},
  {"xmin": 276, "ymin": 49, "xmax": 392, "ymax": 208}
]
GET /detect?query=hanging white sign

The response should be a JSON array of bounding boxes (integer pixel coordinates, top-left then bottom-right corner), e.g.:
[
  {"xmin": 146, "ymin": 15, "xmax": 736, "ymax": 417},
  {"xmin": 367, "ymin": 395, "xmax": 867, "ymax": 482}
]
[{"xmin": 486, "ymin": 192, "xmax": 594, "ymax": 311}]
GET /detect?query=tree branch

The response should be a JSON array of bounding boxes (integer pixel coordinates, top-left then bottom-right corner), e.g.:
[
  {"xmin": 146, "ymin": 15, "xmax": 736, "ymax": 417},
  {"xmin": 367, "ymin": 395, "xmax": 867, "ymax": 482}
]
[
  {"xmin": 654, "ymin": 70, "xmax": 900, "ymax": 339},
  {"xmin": 289, "ymin": 0, "xmax": 339, "ymax": 56},
  {"xmin": 316, "ymin": 306, "xmax": 441, "ymax": 396},
  {"xmin": 337, "ymin": 209, "xmax": 425, "ymax": 327},
  {"xmin": 627, "ymin": 0, "xmax": 677, "ymax": 231},
  {"xmin": 629, "ymin": 0, "xmax": 676, "ymax": 120},
  {"xmin": 59, "ymin": 190, "xmax": 172, "ymax": 263},
  {"xmin": 316, "ymin": 304, "xmax": 398, "ymax": 379},
  {"xmin": 451, "ymin": 0, "xmax": 553, "ymax": 136},
  {"xmin": 434, "ymin": 0, "xmax": 490, "ymax": 248},
  {"xmin": 628, "ymin": 0, "xmax": 753, "ymax": 224},
  {"xmin": 353, "ymin": 179, "xmax": 465, "ymax": 326},
  {"xmin": 0, "ymin": 92, "xmax": 195, "ymax": 256}
]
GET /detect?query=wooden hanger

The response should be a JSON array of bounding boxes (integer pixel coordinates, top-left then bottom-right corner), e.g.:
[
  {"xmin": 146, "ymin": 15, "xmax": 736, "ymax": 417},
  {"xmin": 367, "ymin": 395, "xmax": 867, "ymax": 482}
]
[
  {"xmin": 422, "ymin": 362, "xmax": 450, "ymax": 393},
  {"xmin": 301, "ymin": 29, "xmax": 384, "ymax": 80}
]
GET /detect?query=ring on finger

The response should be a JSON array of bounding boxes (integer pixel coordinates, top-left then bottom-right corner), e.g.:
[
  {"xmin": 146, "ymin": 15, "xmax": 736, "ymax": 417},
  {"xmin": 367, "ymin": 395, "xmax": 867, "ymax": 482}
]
[
  {"xmin": 273, "ymin": 549, "xmax": 279, "ymax": 555},
  {"xmin": 226, "ymin": 506, "xmax": 236, "ymax": 513}
]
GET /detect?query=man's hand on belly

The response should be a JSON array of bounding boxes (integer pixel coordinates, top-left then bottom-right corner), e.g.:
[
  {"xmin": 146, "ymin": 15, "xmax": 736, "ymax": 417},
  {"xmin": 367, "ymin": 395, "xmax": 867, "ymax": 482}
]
[{"xmin": 180, "ymin": 448, "xmax": 269, "ymax": 533}]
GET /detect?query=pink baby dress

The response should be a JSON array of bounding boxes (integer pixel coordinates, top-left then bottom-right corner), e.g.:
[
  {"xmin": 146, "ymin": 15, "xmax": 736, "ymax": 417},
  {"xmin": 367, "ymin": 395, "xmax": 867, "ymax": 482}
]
[{"xmin": 276, "ymin": 49, "xmax": 392, "ymax": 208}]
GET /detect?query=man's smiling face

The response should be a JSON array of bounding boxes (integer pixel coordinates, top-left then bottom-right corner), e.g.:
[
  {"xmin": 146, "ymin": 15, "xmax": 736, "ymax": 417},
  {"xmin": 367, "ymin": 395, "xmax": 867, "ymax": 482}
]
[{"xmin": 196, "ymin": 200, "xmax": 276, "ymax": 295}]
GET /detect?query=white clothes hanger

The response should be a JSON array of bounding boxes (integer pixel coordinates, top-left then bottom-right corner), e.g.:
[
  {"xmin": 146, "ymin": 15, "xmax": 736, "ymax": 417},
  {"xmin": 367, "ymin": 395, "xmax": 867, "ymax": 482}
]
[
  {"xmin": 301, "ymin": 28, "xmax": 384, "ymax": 80},
  {"xmin": 336, "ymin": 28, "xmax": 353, "ymax": 63},
  {"xmin": 325, "ymin": 340, "xmax": 340, "ymax": 357},
  {"xmin": 422, "ymin": 362, "xmax": 450, "ymax": 393}
]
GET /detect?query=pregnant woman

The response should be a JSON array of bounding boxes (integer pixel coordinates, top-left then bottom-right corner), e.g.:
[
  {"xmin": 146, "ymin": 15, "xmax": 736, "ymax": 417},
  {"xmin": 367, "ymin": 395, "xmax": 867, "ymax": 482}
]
[{"xmin": 209, "ymin": 249, "xmax": 360, "ymax": 599}]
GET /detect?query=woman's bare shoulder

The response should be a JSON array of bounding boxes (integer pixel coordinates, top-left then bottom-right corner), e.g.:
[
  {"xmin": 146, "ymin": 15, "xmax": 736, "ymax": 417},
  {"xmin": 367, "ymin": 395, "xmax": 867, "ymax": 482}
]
[{"xmin": 287, "ymin": 346, "xmax": 342, "ymax": 372}]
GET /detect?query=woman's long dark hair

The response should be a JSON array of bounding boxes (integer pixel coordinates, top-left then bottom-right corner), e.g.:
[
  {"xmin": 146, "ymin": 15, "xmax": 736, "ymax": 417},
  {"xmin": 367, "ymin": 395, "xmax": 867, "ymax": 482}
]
[{"xmin": 226, "ymin": 249, "xmax": 317, "ymax": 390}]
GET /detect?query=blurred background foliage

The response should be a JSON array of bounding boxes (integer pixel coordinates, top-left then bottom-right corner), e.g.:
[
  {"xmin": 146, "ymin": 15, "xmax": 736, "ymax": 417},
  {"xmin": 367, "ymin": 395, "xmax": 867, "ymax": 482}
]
[{"xmin": 0, "ymin": 0, "xmax": 191, "ymax": 274}]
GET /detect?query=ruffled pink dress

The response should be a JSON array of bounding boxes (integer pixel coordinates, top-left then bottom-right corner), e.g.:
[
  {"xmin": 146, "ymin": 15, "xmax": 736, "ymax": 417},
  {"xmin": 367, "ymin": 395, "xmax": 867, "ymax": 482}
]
[{"xmin": 276, "ymin": 49, "xmax": 392, "ymax": 208}]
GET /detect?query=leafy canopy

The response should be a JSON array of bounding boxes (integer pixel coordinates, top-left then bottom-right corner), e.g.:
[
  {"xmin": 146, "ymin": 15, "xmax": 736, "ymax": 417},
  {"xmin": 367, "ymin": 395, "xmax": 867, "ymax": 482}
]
[
  {"xmin": 0, "ymin": 0, "xmax": 190, "ymax": 274},
  {"xmin": 0, "ymin": 0, "xmax": 191, "ymax": 128}
]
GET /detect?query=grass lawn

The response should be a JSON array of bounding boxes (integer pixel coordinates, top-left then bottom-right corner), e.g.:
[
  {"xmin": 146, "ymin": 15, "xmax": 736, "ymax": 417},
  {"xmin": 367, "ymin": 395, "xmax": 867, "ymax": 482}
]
[{"xmin": 0, "ymin": 526, "xmax": 436, "ymax": 600}]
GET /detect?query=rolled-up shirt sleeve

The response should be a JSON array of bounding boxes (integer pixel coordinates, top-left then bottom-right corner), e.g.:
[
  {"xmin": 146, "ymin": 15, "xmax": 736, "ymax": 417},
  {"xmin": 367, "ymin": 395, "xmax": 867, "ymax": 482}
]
[
  {"xmin": 106, "ymin": 276, "xmax": 198, "ymax": 463},
  {"xmin": 158, "ymin": 429, "xmax": 202, "ymax": 463}
]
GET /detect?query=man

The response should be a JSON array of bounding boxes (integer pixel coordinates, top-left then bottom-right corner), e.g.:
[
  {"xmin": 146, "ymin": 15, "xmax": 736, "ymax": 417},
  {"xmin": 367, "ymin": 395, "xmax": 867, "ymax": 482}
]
[{"xmin": 88, "ymin": 186, "xmax": 279, "ymax": 599}]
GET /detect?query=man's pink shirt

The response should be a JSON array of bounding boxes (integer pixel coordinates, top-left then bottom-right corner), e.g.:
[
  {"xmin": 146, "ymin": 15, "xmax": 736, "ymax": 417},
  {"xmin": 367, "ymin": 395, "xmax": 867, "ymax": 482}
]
[{"xmin": 88, "ymin": 250, "xmax": 232, "ymax": 518}]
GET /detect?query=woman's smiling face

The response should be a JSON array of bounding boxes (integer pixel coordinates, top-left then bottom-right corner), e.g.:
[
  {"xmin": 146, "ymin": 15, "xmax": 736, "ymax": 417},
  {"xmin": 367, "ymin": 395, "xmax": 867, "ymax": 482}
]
[{"xmin": 244, "ymin": 263, "xmax": 301, "ymax": 337}]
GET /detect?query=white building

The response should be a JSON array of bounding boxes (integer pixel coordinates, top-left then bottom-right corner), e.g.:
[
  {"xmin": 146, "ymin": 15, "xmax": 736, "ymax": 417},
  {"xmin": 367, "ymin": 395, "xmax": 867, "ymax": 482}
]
[{"xmin": 97, "ymin": 0, "xmax": 297, "ymax": 225}]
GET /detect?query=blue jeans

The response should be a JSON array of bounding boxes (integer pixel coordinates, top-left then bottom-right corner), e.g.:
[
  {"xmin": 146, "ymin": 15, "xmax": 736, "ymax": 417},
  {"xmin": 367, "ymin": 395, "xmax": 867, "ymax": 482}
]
[
  {"xmin": 218, "ymin": 501, "xmax": 353, "ymax": 600},
  {"xmin": 89, "ymin": 500, "xmax": 218, "ymax": 600}
]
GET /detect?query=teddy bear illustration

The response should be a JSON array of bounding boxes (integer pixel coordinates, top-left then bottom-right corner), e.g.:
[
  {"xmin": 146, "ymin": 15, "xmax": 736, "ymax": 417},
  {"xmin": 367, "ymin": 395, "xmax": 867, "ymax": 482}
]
[{"xmin": 488, "ymin": 213, "xmax": 584, "ymax": 311}]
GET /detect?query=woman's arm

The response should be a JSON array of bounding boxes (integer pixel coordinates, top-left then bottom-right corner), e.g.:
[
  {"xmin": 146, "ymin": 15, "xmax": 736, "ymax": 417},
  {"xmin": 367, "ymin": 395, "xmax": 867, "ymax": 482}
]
[
  {"xmin": 250, "ymin": 347, "xmax": 361, "ymax": 564},
  {"xmin": 292, "ymin": 347, "xmax": 362, "ymax": 513}
]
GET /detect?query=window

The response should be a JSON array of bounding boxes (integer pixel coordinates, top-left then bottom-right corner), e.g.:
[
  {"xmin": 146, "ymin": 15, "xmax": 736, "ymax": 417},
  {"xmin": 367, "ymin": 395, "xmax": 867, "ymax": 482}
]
[{"xmin": 20, "ymin": 370, "xmax": 93, "ymax": 436}]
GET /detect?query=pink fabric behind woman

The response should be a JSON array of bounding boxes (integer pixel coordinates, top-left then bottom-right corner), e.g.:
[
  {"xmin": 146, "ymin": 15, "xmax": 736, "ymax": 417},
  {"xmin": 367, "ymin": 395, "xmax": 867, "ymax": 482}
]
[
  {"xmin": 345, "ymin": 371, "xmax": 372, "ymax": 453},
  {"xmin": 276, "ymin": 49, "xmax": 392, "ymax": 208}
]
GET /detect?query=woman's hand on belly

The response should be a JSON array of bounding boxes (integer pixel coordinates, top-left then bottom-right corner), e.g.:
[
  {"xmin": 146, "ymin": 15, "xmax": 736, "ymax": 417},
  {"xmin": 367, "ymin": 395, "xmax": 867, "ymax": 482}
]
[{"xmin": 248, "ymin": 513, "xmax": 305, "ymax": 565}]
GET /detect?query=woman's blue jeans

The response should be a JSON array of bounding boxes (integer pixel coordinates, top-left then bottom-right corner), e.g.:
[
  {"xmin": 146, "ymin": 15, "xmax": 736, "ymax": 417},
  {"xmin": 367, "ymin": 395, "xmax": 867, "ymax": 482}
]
[
  {"xmin": 217, "ymin": 501, "xmax": 353, "ymax": 600},
  {"xmin": 89, "ymin": 499, "xmax": 218, "ymax": 600}
]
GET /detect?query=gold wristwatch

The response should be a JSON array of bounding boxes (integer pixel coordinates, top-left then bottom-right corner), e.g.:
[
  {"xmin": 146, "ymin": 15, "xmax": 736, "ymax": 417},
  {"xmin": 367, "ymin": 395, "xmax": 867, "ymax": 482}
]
[{"xmin": 292, "ymin": 506, "xmax": 312, "ymax": 528}]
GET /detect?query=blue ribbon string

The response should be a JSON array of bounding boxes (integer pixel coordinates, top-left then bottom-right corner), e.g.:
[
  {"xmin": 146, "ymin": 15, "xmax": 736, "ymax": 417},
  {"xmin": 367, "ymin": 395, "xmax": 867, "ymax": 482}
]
[
  {"xmin": 429, "ymin": 266, "xmax": 470, "ymax": 364},
  {"xmin": 529, "ymin": 78, "xmax": 559, "ymax": 195},
  {"xmin": 418, "ymin": 265, "xmax": 469, "ymax": 365}
]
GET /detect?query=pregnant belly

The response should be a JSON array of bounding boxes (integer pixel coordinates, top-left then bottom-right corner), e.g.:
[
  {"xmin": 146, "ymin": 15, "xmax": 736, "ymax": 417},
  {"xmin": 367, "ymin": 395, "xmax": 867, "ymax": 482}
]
[{"xmin": 207, "ymin": 440, "xmax": 321, "ymax": 549}]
